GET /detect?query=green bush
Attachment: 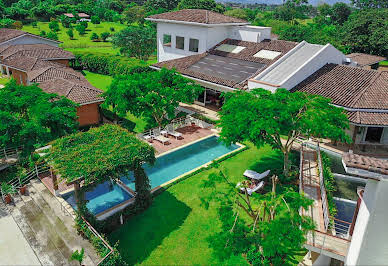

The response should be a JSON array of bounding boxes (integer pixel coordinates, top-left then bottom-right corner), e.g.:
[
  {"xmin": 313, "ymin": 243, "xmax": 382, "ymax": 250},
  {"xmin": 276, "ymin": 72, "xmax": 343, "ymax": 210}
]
[
  {"xmin": 75, "ymin": 24, "xmax": 86, "ymax": 35},
  {"xmin": 49, "ymin": 20, "xmax": 60, "ymax": 32},
  {"xmin": 90, "ymin": 32, "xmax": 99, "ymax": 41},
  {"xmin": 100, "ymin": 32, "xmax": 110, "ymax": 42},
  {"xmin": 66, "ymin": 29, "xmax": 74, "ymax": 39},
  {"xmin": 0, "ymin": 18, "xmax": 16, "ymax": 28},
  {"xmin": 71, "ymin": 53, "xmax": 151, "ymax": 76},
  {"xmin": 91, "ymin": 15, "xmax": 101, "ymax": 24},
  {"xmin": 100, "ymin": 107, "xmax": 136, "ymax": 132},
  {"xmin": 110, "ymin": 27, "xmax": 115, "ymax": 32},
  {"xmin": 46, "ymin": 31, "xmax": 58, "ymax": 40}
]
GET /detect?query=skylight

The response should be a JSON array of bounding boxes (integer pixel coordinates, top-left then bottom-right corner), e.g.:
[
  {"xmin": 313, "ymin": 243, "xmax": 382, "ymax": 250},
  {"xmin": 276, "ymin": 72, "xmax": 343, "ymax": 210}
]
[
  {"xmin": 254, "ymin": 50, "xmax": 281, "ymax": 60},
  {"xmin": 216, "ymin": 44, "xmax": 246, "ymax": 54}
]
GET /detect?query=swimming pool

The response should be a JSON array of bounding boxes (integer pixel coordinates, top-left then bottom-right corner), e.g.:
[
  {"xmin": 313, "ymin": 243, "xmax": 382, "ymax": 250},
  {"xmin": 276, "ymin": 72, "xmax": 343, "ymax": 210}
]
[
  {"xmin": 62, "ymin": 181, "xmax": 133, "ymax": 215},
  {"xmin": 121, "ymin": 135, "xmax": 241, "ymax": 190}
]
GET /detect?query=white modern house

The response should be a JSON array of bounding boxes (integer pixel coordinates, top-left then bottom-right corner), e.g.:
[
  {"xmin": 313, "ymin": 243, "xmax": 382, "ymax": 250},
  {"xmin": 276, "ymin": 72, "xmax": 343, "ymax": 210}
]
[{"xmin": 147, "ymin": 9, "xmax": 387, "ymax": 152}]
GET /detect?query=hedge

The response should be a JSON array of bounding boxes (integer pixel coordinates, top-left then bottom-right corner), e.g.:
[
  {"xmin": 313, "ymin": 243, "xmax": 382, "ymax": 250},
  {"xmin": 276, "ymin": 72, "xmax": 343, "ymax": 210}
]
[{"xmin": 71, "ymin": 53, "xmax": 151, "ymax": 76}]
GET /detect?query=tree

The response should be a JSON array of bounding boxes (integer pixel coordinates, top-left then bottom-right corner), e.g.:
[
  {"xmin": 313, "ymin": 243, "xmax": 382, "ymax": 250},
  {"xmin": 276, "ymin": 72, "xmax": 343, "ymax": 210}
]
[
  {"xmin": 177, "ymin": 0, "xmax": 219, "ymax": 11},
  {"xmin": 91, "ymin": 15, "xmax": 100, "ymax": 24},
  {"xmin": 123, "ymin": 4, "xmax": 146, "ymax": 25},
  {"xmin": 46, "ymin": 31, "xmax": 58, "ymax": 41},
  {"xmin": 61, "ymin": 15, "xmax": 72, "ymax": 28},
  {"xmin": 342, "ymin": 8, "xmax": 388, "ymax": 57},
  {"xmin": 104, "ymin": 68, "xmax": 203, "ymax": 127},
  {"xmin": 145, "ymin": 0, "xmax": 179, "ymax": 11},
  {"xmin": 111, "ymin": 26, "xmax": 156, "ymax": 61},
  {"xmin": 90, "ymin": 32, "xmax": 99, "ymax": 41},
  {"xmin": 75, "ymin": 24, "xmax": 86, "ymax": 35},
  {"xmin": 218, "ymin": 88, "xmax": 350, "ymax": 176},
  {"xmin": 66, "ymin": 28, "xmax": 74, "ymax": 39},
  {"xmin": 331, "ymin": 3, "xmax": 351, "ymax": 25},
  {"xmin": 224, "ymin": 9, "xmax": 248, "ymax": 20},
  {"xmin": 49, "ymin": 20, "xmax": 60, "ymax": 32},
  {"xmin": 202, "ymin": 168, "xmax": 314, "ymax": 265},
  {"xmin": 0, "ymin": 80, "xmax": 78, "ymax": 158},
  {"xmin": 79, "ymin": 20, "xmax": 88, "ymax": 29},
  {"xmin": 351, "ymin": 0, "xmax": 388, "ymax": 8},
  {"xmin": 100, "ymin": 32, "xmax": 110, "ymax": 42}
]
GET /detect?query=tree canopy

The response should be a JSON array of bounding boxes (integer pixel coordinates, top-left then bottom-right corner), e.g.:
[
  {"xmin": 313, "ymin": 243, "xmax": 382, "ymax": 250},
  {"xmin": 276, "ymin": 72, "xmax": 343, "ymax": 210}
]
[
  {"xmin": 112, "ymin": 26, "xmax": 156, "ymax": 61},
  {"xmin": 177, "ymin": 0, "xmax": 225, "ymax": 12},
  {"xmin": 218, "ymin": 88, "xmax": 350, "ymax": 176},
  {"xmin": 0, "ymin": 80, "xmax": 78, "ymax": 157},
  {"xmin": 104, "ymin": 68, "xmax": 203, "ymax": 128},
  {"xmin": 47, "ymin": 124, "xmax": 156, "ymax": 185}
]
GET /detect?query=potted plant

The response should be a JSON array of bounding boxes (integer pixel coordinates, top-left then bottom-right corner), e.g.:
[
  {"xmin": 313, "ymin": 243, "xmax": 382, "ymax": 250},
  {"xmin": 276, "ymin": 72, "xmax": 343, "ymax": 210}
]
[
  {"xmin": 70, "ymin": 248, "xmax": 84, "ymax": 266},
  {"xmin": 1, "ymin": 183, "xmax": 15, "ymax": 204},
  {"xmin": 19, "ymin": 175, "xmax": 28, "ymax": 195}
]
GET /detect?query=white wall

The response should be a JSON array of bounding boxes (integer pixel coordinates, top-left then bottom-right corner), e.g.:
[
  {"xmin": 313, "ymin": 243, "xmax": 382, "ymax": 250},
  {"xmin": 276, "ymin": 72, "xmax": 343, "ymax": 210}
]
[
  {"xmin": 229, "ymin": 26, "xmax": 271, "ymax": 42},
  {"xmin": 345, "ymin": 179, "xmax": 388, "ymax": 265},
  {"xmin": 0, "ymin": 35, "xmax": 59, "ymax": 47}
]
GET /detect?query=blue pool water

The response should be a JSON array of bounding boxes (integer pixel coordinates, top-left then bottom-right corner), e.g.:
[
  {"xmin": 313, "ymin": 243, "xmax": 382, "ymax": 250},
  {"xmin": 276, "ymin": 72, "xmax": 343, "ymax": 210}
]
[
  {"xmin": 121, "ymin": 135, "xmax": 240, "ymax": 189},
  {"xmin": 62, "ymin": 181, "xmax": 133, "ymax": 215}
]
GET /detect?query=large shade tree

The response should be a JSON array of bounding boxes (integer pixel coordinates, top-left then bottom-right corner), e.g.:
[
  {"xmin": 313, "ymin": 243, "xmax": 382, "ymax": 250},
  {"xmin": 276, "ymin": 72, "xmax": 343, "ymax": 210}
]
[
  {"xmin": 0, "ymin": 80, "xmax": 78, "ymax": 157},
  {"xmin": 104, "ymin": 68, "xmax": 203, "ymax": 128},
  {"xmin": 219, "ymin": 88, "xmax": 350, "ymax": 176},
  {"xmin": 47, "ymin": 124, "xmax": 156, "ymax": 209}
]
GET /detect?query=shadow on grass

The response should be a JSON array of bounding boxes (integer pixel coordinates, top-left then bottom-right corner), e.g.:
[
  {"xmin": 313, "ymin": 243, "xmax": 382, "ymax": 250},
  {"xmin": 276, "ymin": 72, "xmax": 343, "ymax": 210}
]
[{"xmin": 108, "ymin": 191, "xmax": 191, "ymax": 265}]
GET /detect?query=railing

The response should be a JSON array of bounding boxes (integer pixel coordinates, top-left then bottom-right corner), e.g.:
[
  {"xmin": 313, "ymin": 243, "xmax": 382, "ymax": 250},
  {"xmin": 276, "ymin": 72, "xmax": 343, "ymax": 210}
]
[
  {"xmin": 316, "ymin": 142, "xmax": 330, "ymax": 232},
  {"xmin": 1, "ymin": 146, "xmax": 22, "ymax": 160},
  {"xmin": 329, "ymin": 217, "xmax": 352, "ymax": 240},
  {"xmin": 7, "ymin": 163, "xmax": 50, "ymax": 189},
  {"xmin": 306, "ymin": 230, "xmax": 350, "ymax": 258}
]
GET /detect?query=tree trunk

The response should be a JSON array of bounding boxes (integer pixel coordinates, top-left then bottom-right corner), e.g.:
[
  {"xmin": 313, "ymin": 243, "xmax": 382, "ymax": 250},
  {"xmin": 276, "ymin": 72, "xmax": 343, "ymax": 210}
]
[
  {"xmin": 283, "ymin": 151, "xmax": 289, "ymax": 177},
  {"xmin": 74, "ymin": 182, "xmax": 84, "ymax": 209}
]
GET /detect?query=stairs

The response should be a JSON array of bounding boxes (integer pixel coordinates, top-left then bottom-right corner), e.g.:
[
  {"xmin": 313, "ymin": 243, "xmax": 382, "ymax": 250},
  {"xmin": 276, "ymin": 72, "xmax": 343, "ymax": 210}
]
[{"xmin": 4, "ymin": 179, "xmax": 101, "ymax": 265}]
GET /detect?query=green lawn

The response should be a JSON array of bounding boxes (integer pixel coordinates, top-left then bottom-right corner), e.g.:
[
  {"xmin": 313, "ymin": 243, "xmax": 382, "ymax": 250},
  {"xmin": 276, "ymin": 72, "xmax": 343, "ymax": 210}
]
[
  {"xmin": 0, "ymin": 76, "xmax": 10, "ymax": 86},
  {"xmin": 380, "ymin": 60, "xmax": 388, "ymax": 67},
  {"xmin": 109, "ymin": 144, "xmax": 305, "ymax": 265},
  {"xmin": 84, "ymin": 71, "xmax": 113, "ymax": 92},
  {"xmin": 22, "ymin": 21, "xmax": 126, "ymax": 55}
]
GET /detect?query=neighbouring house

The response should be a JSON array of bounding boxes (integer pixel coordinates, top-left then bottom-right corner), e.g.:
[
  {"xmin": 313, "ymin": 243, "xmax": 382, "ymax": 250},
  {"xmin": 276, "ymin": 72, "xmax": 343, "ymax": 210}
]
[
  {"xmin": 146, "ymin": 9, "xmax": 387, "ymax": 152},
  {"xmin": 63, "ymin": 12, "xmax": 91, "ymax": 21},
  {"xmin": 0, "ymin": 28, "xmax": 104, "ymax": 126}
]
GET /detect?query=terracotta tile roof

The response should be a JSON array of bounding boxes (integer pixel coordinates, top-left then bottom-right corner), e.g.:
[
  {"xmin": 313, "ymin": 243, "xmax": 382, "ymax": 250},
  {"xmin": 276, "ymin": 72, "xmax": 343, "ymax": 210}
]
[
  {"xmin": 292, "ymin": 64, "xmax": 388, "ymax": 110},
  {"xmin": 343, "ymin": 153, "xmax": 388, "ymax": 176},
  {"xmin": 29, "ymin": 67, "xmax": 83, "ymax": 83},
  {"xmin": 39, "ymin": 78, "xmax": 104, "ymax": 105},
  {"xmin": 153, "ymin": 38, "xmax": 298, "ymax": 90},
  {"xmin": 0, "ymin": 44, "xmax": 74, "ymax": 60},
  {"xmin": 347, "ymin": 53, "xmax": 386, "ymax": 67},
  {"xmin": 347, "ymin": 111, "xmax": 388, "ymax": 126},
  {"xmin": 0, "ymin": 28, "xmax": 60, "ymax": 44},
  {"xmin": 147, "ymin": 9, "xmax": 248, "ymax": 24},
  {"xmin": 0, "ymin": 28, "xmax": 25, "ymax": 43}
]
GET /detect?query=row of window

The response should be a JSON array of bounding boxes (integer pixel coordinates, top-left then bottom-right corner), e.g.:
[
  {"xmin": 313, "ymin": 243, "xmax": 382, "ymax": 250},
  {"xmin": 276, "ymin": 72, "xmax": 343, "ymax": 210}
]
[{"xmin": 163, "ymin": 34, "xmax": 199, "ymax": 53}]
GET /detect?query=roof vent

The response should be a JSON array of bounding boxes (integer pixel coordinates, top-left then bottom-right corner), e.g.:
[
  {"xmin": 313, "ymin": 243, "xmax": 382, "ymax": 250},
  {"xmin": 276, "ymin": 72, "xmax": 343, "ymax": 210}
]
[{"xmin": 254, "ymin": 50, "xmax": 281, "ymax": 60}]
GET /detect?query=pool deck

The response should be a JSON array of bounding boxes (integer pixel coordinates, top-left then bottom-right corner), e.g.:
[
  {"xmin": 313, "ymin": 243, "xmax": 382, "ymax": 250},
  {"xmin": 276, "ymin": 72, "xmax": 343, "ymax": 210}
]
[{"xmin": 149, "ymin": 125, "xmax": 215, "ymax": 154}]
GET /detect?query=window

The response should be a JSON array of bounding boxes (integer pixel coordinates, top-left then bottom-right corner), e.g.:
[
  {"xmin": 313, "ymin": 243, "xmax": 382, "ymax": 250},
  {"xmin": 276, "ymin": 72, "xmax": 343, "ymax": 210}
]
[
  {"xmin": 189, "ymin": 38, "xmax": 199, "ymax": 52},
  {"xmin": 163, "ymin": 34, "xmax": 171, "ymax": 47},
  {"xmin": 176, "ymin": 36, "xmax": 184, "ymax": 50},
  {"xmin": 254, "ymin": 50, "xmax": 281, "ymax": 59},
  {"xmin": 215, "ymin": 44, "xmax": 246, "ymax": 54},
  {"xmin": 365, "ymin": 127, "xmax": 383, "ymax": 143}
]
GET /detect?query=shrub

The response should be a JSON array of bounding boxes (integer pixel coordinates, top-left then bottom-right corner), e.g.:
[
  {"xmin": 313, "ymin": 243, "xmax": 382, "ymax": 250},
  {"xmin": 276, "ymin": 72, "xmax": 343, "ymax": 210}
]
[
  {"xmin": 39, "ymin": 30, "xmax": 46, "ymax": 37},
  {"xmin": 49, "ymin": 20, "xmax": 60, "ymax": 32},
  {"xmin": 90, "ymin": 32, "xmax": 99, "ymax": 41},
  {"xmin": 66, "ymin": 29, "xmax": 74, "ymax": 39},
  {"xmin": 110, "ymin": 27, "xmax": 115, "ymax": 32},
  {"xmin": 12, "ymin": 21, "xmax": 23, "ymax": 30},
  {"xmin": 31, "ymin": 21, "xmax": 38, "ymax": 28},
  {"xmin": 91, "ymin": 15, "xmax": 101, "ymax": 24},
  {"xmin": 75, "ymin": 24, "xmax": 86, "ymax": 35},
  {"xmin": 61, "ymin": 16, "xmax": 72, "ymax": 28},
  {"xmin": 0, "ymin": 18, "xmax": 16, "ymax": 28},
  {"xmin": 46, "ymin": 31, "xmax": 58, "ymax": 40},
  {"xmin": 100, "ymin": 32, "xmax": 110, "ymax": 42},
  {"xmin": 79, "ymin": 20, "xmax": 88, "ymax": 29}
]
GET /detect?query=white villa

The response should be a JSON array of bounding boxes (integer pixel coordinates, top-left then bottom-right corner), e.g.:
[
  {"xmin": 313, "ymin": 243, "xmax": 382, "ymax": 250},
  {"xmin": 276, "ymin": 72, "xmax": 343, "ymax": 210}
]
[
  {"xmin": 146, "ymin": 9, "xmax": 388, "ymax": 265},
  {"xmin": 146, "ymin": 9, "xmax": 387, "ymax": 152}
]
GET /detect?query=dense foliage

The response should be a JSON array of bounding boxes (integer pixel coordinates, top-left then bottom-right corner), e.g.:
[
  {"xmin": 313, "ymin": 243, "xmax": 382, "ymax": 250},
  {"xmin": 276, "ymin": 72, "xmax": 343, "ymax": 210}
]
[
  {"xmin": 0, "ymin": 80, "xmax": 78, "ymax": 157},
  {"xmin": 104, "ymin": 68, "xmax": 203, "ymax": 127},
  {"xmin": 321, "ymin": 152, "xmax": 338, "ymax": 217},
  {"xmin": 219, "ymin": 88, "xmax": 350, "ymax": 176},
  {"xmin": 111, "ymin": 26, "xmax": 156, "ymax": 61},
  {"xmin": 47, "ymin": 124, "xmax": 156, "ymax": 185}
]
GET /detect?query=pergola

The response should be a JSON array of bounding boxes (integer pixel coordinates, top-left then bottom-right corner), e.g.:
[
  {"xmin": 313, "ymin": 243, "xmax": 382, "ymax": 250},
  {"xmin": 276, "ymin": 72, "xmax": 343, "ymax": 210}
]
[{"xmin": 46, "ymin": 124, "xmax": 155, "ymax": 204}]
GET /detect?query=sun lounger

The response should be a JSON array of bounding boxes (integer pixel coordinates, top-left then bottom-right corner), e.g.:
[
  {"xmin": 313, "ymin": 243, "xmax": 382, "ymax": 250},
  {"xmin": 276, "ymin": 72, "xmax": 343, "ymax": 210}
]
[
  {"xmin": 153, "ymin": 128, "xmax": 170, "ymax": 145},
  {"xmin": 166, "ymin": 124, "xmax": 182, "ymax": 139},
  {"xmin": 240, "ymin": 181, "xmax": 264, "ymax": 196},
  {"xmin": 243, "ymin": 170, "xmax": 270, "ymax": 181}
]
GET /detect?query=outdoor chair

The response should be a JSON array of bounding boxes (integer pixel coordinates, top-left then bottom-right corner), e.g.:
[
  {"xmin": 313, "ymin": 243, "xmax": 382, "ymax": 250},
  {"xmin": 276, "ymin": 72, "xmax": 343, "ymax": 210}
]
[
  {"xmin": 166, "ymin": 124, "xmax": 183, "ymax": 139},
  {"xmin": 243, "ymin": 170, "xmax": 270, "ymax": 181},
  {"xmin": 152, "ymin": 128, "xmax": 170, "ymax": 145},
  {"xmin": 240, "ymin": 181, "xmax": 264, "ymax": 196}
]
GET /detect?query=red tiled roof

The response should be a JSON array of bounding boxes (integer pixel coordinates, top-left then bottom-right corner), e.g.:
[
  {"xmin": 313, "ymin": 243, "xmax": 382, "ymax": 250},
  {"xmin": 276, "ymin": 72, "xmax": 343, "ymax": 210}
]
[
  {"xmin": 343, "ymin": 152, "xmax": 388, "ymax": 176},
  {"xmin": 39, "ymin": 78, "xmax": 104, "ymax": 105},
  {"xmin": 0, "ymin": 44, "xmax": 74, "ymax": 60},
  {"xmin": 153, "ymin": 38, "xmax": 298, "ymax": 90},
  {"xmin": 292, "ymin": 64, "xmax": 388, "ymax": 110},
  {"xmin": 347, "ymin": 53, "xmax": 386, "ymax": 67},
  {"xmin": 0, "ymin": 28, "xmax": 60, "ymax": 44},
  {"xmin": 147, "ymin": 9, "xmax": 248, "ymax": 24},
  {"xmin": 347, "ymin": 111, "xmax": 388, "ymax": 126}
]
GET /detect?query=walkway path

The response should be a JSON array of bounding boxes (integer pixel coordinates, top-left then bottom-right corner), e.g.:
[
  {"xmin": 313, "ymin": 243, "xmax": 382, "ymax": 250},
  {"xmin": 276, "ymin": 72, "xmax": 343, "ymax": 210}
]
[{"xmin": 2, "ymin": 179, "xmax": 100, "ymax": 265}]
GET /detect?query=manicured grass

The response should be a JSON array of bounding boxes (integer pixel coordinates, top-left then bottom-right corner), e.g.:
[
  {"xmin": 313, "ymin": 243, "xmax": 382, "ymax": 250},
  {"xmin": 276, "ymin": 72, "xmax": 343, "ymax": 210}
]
[
  {"xmin": 22, "ymin": 21, "xmax": 126, "ymax": 55},
  {"xmin": 0, "ymin": 76, "xmax": 10, "ymax": 86},
  {"xmin": 109, "ymin": 144, "xmax": 305, "ymax": 265},
  {"xmin": 380, "ymin": 60, "xmax": 388, "ymax": 67},
  {"xmin": 83, "ymin": 71, "xmax": 113, "ymax": 92}
]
